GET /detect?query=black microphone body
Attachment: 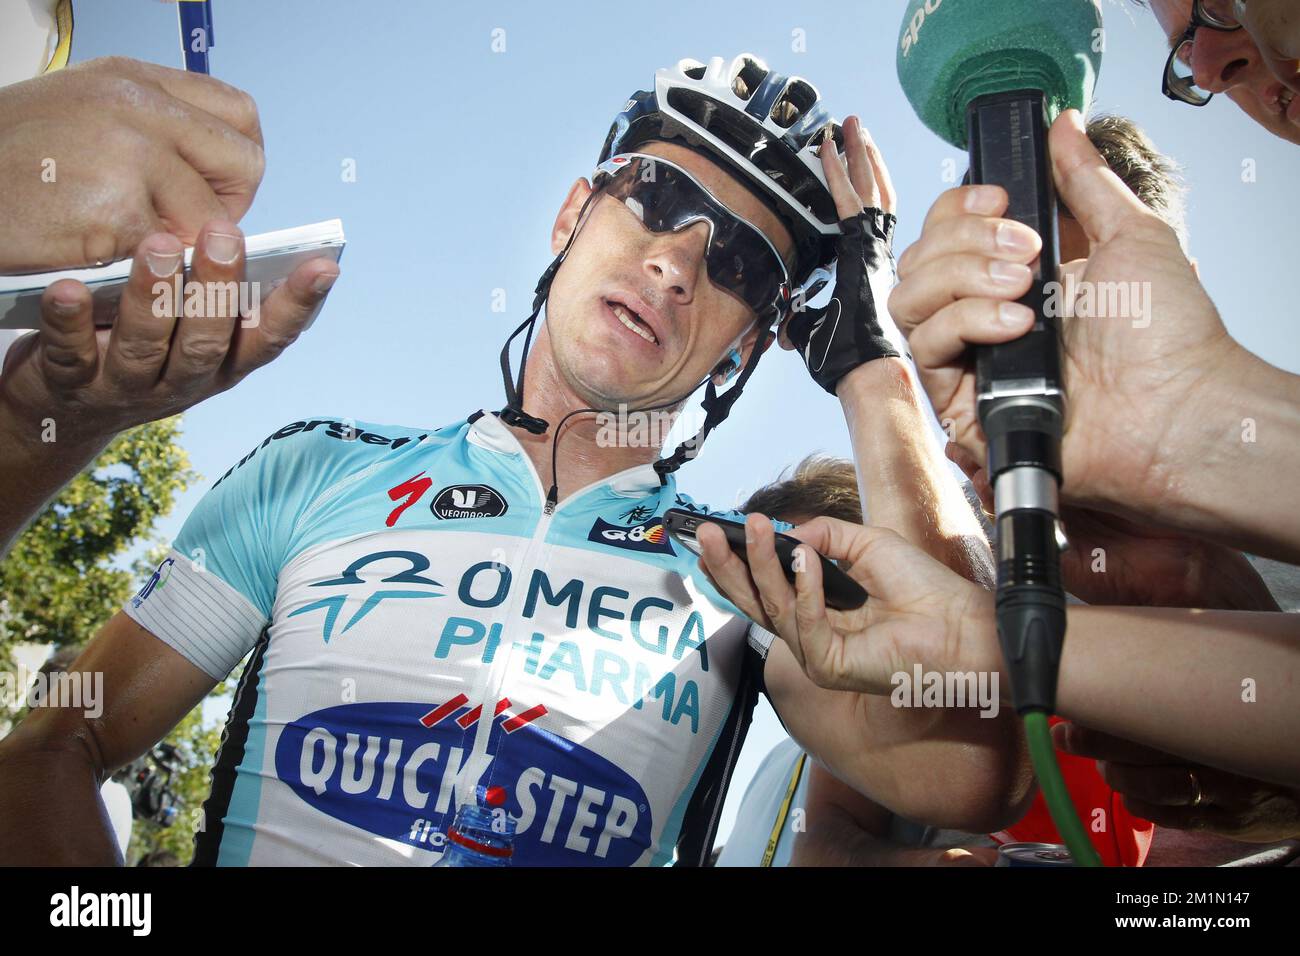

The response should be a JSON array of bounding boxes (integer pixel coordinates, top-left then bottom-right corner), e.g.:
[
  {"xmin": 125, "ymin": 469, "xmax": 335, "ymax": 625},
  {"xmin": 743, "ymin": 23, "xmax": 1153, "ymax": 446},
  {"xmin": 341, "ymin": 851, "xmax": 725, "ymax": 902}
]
[{"xmin": 966, "ymin": 89, "xmax": 1067, "ymax": 714}]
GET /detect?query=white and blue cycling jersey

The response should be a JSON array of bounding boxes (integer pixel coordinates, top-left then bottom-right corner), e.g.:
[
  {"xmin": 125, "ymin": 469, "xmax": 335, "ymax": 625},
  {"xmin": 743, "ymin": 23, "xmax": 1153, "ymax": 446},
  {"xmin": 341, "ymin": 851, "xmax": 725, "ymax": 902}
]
[{"xmin": 125, "ymin": 410, "xmax": 784, "ymax": 866}]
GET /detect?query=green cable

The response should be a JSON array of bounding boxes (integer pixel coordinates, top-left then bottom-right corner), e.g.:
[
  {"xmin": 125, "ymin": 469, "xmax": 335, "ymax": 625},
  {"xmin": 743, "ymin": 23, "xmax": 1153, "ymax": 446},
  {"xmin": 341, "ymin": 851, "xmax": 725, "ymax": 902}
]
[{"xmin": 1022, "ymin": 709, "xmax": 1103, "ymax": 867}]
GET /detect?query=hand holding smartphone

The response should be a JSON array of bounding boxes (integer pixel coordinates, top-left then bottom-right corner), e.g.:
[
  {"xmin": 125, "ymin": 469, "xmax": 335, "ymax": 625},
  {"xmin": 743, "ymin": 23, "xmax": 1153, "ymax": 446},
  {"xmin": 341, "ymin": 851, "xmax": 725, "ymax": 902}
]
[{"xmin": 664, "ymin": 508, "xmax": 868, "ymax": 611}]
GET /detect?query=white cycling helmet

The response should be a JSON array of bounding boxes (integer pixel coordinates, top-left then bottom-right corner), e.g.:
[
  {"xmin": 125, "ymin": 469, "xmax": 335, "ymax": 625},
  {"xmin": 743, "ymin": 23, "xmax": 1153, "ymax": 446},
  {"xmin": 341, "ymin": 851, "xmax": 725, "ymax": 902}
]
[{"xmin": 598, "ymin": 53, "xmax": 845, "ymax": 288}]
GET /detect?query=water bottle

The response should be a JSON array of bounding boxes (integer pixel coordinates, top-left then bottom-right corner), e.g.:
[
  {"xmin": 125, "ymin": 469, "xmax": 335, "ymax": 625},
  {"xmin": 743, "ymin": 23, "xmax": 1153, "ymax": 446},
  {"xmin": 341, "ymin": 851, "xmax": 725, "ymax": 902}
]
[{"xmin": 433, "ymin": 803, "xmax": 515, "ymax": 867}]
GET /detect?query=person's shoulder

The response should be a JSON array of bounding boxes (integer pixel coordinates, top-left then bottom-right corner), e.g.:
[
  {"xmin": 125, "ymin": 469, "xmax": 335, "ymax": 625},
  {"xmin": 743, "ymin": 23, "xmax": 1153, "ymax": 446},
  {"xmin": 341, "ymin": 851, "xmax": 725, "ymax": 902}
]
[
  {"xmin": 175, "ymin": 413, "xmax": 471, "ymax": 566},
  {"xmin": 730, "ymin": 739, "xmax": 805, "ymax": 825},
  {"xmin": 667, "ymin": 490, "xmax": 792, "ymax": 532},
  {"xmin": 666, "ymin": 490, "xmax": 744, "ymax": 522},
  {"xmin": 209, "ymin": 414, "xmax": 462, "ymax": 492},
  {"xmin": 757, "ymin": 736, "xmax": 805, "ymax": 776}
]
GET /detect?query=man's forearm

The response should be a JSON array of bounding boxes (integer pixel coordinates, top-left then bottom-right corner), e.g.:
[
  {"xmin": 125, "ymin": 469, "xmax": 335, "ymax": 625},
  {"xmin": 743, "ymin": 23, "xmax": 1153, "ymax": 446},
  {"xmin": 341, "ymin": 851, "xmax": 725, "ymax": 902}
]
[
  {"xmin": 0, "ymin": 404, "xmax": 111, "ymax": 558},
  {"xmin": 1131, "ymin": 350, "xmax": 1300, "ymax": 564},
  {"xmin": 839, "ymin": 696, "xmax": 1032, "ymax": 832},
  {"xmin": 0, "ymin": 734, "xmax": 122, "ymax": 865},
  {"xmin": 837, "ymin": 358, "xmax": 994, "ymax": 586},
  {"xmin": 791, "ymin": 813, "xmax": 903, "ymax": 866},
  {"xmin": 792, "ymin": 762, "xmax": 998, "ymax": 865},
  {"xmin": 792, "ymin": 821, "xmax": 988, "ymax": 866},
  {"xmin": 1045, "ymin": 605, "xmax": 1300, "ymax": 786}
]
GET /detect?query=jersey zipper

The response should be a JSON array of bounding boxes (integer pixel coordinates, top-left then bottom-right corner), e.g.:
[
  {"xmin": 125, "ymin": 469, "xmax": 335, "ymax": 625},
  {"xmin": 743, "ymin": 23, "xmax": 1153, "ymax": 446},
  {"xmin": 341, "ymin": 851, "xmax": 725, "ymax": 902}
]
[
  {"xmin": 458, "ymin": 416, "xmax": 661, "ymax": 815},
  {"xmin": 460, "ymin": 485, "xmax": 554, "ymax": 806},
  {"xmin": 459, "ymin": 446, "xmax": 567, "ymax": 806}
]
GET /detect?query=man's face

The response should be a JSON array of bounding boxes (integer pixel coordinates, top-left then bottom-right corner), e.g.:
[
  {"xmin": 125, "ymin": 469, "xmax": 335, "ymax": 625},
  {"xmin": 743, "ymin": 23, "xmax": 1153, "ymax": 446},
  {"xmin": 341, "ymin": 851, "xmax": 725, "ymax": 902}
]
[
  {"xmin": 542, "ymin": 141, "xmax": 796, "ymax": 410},
  {"xmin": 1149, "ymin": 0, "xmax": 1300, "ymax": 145}
]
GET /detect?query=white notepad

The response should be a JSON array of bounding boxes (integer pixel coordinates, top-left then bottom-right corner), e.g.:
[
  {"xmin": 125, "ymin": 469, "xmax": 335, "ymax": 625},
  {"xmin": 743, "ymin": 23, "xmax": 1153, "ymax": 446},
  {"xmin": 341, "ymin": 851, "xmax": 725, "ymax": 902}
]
[{"xmin": 0, "ymin": 219, "xmax": 346, "ymax": 330}]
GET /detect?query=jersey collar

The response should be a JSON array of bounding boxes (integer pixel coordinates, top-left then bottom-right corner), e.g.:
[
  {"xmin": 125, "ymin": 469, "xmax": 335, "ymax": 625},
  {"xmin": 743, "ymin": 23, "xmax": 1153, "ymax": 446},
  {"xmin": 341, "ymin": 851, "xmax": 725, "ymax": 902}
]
[{"xmin": 467, "ymin": 410, "xmax": 668, "ymax": 500}]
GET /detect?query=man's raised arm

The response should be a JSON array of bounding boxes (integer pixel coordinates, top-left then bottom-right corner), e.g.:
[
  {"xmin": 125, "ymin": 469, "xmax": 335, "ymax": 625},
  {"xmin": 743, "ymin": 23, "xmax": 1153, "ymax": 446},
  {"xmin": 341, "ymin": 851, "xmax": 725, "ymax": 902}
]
[{"xmin": 742, "ymin": 115, "xmax": 1030, "ymax": 831}]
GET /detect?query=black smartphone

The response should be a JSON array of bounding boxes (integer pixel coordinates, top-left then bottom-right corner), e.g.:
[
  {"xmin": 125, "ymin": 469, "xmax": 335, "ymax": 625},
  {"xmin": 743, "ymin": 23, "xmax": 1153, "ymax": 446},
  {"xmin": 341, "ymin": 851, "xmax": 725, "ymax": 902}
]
[{"xmin": 663, "ymin": 508, "xmax": 867, "ymax": 611}]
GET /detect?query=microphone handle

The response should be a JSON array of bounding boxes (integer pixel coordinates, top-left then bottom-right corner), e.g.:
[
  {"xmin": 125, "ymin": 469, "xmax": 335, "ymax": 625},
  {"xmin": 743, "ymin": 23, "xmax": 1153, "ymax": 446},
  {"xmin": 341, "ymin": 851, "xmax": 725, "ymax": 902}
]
[{"xmin": 966, "ymin": 89, "xmax": 1067, "ymax": 715}]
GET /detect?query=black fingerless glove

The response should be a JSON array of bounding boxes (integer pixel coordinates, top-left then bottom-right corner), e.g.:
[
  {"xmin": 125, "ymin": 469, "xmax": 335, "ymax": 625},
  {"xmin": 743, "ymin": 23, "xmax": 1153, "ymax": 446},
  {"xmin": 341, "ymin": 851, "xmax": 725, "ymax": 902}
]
[{"xmin": 786, "ymin": 208, "xmax": 907, "ymax": 395}]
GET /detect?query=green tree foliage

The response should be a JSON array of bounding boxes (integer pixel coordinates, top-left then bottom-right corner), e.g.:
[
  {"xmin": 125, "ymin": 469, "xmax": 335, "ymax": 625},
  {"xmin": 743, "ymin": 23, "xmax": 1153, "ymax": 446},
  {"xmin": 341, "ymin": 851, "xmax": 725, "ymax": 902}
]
[
  {"xmin": 0, "ymin": 418, "xmax": 196, "ymax": 662},
  {"xmin": 0, "ymin": 417, "xmax": 234, "ymax": 865}
]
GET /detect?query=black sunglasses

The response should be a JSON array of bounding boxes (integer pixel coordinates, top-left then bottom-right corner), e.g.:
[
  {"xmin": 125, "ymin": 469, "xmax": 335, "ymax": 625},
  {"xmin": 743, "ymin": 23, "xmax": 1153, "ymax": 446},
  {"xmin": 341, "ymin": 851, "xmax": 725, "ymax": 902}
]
[{"xmin": 592, "ymin": 154, "xmax": 792, "ymax": 322}]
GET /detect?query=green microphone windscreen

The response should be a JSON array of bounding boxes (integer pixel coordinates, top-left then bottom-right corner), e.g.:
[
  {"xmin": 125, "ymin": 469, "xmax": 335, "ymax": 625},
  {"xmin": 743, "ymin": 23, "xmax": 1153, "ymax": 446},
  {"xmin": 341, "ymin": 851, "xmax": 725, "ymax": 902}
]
[{"xmin": 896, "ymin": 0, "xmax": 1103, "ymax": 149}]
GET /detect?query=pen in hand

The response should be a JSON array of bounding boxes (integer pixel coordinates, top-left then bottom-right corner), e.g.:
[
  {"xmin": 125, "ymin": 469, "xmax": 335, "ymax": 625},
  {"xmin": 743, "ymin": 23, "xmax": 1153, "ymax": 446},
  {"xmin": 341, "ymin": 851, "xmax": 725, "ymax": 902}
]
[{"xmin": 176, "ymin": 0, "xmax": 214, "ymax": 74}]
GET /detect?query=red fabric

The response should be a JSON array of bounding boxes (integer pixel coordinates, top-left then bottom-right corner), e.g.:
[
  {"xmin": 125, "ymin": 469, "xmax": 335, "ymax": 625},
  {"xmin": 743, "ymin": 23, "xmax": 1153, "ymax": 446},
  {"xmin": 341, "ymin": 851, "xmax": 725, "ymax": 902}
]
[{"xmin": 994, "ymin": 717, "xmax": 1155, "ymax": 867}]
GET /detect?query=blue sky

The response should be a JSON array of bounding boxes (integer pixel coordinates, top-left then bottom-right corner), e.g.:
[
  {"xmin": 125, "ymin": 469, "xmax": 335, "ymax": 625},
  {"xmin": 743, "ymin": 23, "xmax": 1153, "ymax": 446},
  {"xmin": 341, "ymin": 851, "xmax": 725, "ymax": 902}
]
[{"xmin": 65, "ymin": 0, "xmax": 1298, "ymax": 849}]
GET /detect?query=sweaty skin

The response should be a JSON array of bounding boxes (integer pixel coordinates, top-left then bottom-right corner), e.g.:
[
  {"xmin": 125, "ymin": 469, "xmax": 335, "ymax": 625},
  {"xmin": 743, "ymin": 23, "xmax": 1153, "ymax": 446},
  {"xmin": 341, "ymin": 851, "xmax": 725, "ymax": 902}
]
[{"xmin": 0, "ymin": 56, "xmax": 267, "ymax": 271}]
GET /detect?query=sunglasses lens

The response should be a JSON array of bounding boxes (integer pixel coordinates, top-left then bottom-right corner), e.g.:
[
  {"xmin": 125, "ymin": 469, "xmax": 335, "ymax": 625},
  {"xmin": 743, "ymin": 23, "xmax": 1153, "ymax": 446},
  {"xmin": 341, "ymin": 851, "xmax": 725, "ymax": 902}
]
[
  {"xmin": 1167, "ymin": 40, "xmax": 1212, "ymax": 105},
  {"xmin": 704, "ymin": 218, "xmax": 781, "ymax": 316},
  {"xmin": 604, "ymin": 158, "xmax": 786, "ymax": 317}
]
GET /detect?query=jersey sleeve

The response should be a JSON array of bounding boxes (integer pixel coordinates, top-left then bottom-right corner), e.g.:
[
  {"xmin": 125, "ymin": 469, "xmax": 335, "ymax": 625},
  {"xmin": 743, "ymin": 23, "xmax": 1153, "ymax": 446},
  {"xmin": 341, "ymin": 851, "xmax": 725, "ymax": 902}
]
[{"xmin": 123, "ymin": 418, "xmax": 358, "ymax": 680}]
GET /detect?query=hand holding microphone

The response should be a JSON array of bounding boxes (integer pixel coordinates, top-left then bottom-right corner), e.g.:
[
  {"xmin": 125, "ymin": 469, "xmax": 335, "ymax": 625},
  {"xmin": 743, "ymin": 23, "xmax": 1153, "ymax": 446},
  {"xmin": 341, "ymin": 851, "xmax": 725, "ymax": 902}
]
[
  {"xmin": 891, "ymin": 0, "xmax": 1246, "ymax": 865},
  {"xmin": 892, "ymin": 0, "xmax": 1300, "ymax": 569},
  {"xmin": 890, "ymin": 112, "xmax": 1250, "ymax": 535},
  {"xmin": 895, "ymin": 0, "xmax": 1114, "ymax": 719}
]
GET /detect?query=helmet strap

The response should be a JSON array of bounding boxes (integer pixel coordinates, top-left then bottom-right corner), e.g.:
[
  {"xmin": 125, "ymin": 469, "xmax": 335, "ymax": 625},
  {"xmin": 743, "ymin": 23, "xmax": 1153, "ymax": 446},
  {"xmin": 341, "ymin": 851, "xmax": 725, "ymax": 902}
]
[
  {"xmin": 652, "ymin": 320, "xmax": 775, "ymax": 483},
  {"xmin": 497, "ymin": 256, "xmax": 561, "ymax": 435},
  {"xmin": 498, "ymin": 187, "xmax": 605, "ymax": 434}
]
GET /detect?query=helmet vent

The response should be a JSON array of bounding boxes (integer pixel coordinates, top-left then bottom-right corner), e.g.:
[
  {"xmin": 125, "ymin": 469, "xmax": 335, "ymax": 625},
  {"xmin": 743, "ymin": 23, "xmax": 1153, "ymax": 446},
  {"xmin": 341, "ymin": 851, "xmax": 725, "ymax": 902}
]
[
  {"xmin": 602, "ymin": 56, "xmax": 846, "ymax": 284},
  {"xmin": 664, "ymin": 87, "xmax": 840, "ymax": 230},
  {"xmin": 730, "ymin": 56, "xmax": 769, "ymax": 100},
  {"xmin": 771, "ymin": 79, "xmax": 817, "ymax": 129},
  {"xmin": 817, "ymin": 122, "xmax": 845, "ymax": 155}
]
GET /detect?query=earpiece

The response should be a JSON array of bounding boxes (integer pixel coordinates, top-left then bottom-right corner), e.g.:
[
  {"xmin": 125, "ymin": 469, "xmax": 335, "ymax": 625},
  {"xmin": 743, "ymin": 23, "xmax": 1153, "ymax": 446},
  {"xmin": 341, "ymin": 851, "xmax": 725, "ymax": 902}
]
[{"xmin": 713, "ymin": 348, "xmax": 742, "ymax": 384}]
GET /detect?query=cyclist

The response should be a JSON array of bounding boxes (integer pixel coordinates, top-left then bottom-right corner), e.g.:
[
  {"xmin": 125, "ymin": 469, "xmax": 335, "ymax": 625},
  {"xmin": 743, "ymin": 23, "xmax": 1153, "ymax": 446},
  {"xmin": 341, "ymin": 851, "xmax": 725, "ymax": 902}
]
[{"xmin": 0, "ymin": 54, "xmax": 1029, "ymax": 865}]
